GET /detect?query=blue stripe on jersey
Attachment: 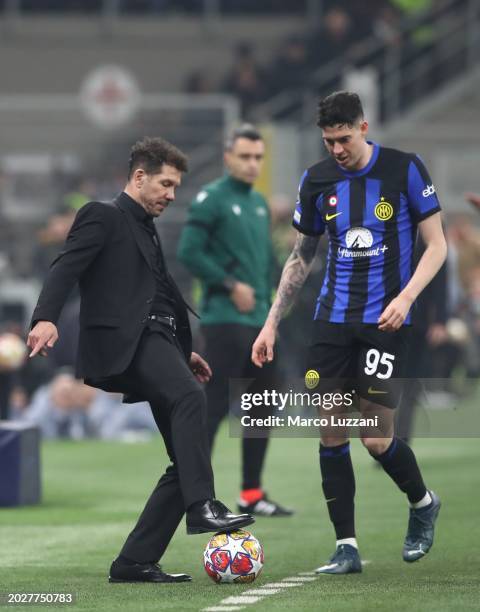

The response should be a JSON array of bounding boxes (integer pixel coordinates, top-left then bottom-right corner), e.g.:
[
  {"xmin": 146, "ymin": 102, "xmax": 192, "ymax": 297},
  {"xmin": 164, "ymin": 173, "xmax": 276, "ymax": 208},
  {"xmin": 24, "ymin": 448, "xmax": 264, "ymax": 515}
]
[
  {"xmin": 363, "ymin": 178, "xmax": 384, "ymax": 322},
  {"xmin": 398, "ymin": 193, "xmax": 414, "ymax": 324},
  {"xmin": 329, "ymin": 180, "xmax": 352, "ymax": 323}
]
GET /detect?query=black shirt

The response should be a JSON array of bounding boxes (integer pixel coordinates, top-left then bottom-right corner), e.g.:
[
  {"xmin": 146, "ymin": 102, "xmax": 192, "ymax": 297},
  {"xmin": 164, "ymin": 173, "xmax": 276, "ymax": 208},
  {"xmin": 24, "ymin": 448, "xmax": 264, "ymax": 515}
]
[{"xmin": 120, "ymin": 192, "xmax": 177, "ymax": 319}]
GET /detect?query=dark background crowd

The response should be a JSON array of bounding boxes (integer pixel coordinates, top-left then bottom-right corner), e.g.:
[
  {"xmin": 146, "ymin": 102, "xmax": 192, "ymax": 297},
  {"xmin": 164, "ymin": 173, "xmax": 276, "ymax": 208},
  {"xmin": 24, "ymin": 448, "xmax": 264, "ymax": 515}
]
[
  {"xmin": 2, "ymin": 181, "xmax": 480, "ymax": 440},
  {"xmin": 0, "ymin": 0, "xmax": 479, "ymax": 439}
]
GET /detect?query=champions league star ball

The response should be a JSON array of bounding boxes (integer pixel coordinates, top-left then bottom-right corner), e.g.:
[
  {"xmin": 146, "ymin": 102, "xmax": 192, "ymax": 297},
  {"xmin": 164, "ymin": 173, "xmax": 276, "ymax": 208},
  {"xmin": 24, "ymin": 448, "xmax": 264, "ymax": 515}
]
[
  {"xmin": 0, "ymin": 333, "xmax": 27, "ymax": 371},
  {"xmin": 204, "ymin": 530, "xmax": 264, "ymax": 584}
]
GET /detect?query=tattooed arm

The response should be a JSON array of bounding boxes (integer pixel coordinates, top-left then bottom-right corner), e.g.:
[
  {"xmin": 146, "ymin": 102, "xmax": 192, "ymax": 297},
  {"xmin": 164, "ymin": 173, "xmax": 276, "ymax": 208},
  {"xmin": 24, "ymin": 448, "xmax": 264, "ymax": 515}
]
[{"xmin": 251, "ymin": 232, "xmax": 320, "ymax": 367}]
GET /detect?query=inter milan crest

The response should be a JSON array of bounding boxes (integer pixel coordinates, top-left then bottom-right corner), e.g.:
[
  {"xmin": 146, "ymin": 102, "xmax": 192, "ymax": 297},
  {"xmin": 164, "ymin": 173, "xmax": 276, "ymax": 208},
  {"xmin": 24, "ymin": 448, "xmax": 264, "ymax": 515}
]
[
  {"xmin": 374, "ymin": 197, "xmax": 393, "ymax": 221},
  {"xmin": 305, "ymin": 369, "xmax": 320, "ymax": 389}
]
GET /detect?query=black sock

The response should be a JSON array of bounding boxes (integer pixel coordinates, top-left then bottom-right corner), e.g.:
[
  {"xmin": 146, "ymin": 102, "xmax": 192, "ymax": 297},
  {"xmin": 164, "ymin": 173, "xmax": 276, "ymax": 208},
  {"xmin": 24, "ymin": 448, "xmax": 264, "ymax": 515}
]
[
  {"xmin": 320, "ymin": 442, "xmax": 356, "ymax": 539},
  {"xmin": 242, "ymin": 437, "xmax": 269, "ymax": 490},
  {"xmin": 372, "ymin": 437, "xmax": 427, "ymax": 504}
]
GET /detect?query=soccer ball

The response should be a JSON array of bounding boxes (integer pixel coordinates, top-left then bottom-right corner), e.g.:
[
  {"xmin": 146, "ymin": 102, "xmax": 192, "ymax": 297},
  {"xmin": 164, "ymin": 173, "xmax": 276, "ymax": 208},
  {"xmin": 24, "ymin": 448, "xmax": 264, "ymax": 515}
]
[
  {"xmin": 0, "ymin": 333, "xmax": 27, "ymax": 372},
  {"xmin": 203, "ymin": 529, "xmax": 264, "ymax": 584}
]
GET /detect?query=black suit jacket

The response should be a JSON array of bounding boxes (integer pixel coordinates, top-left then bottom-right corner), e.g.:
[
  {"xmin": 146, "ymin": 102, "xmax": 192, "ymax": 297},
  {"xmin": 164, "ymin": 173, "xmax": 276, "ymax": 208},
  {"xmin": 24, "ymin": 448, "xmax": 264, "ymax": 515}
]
[{"xmin": 31, "ymin": 193, "xmax": 194, "ymax": 395}]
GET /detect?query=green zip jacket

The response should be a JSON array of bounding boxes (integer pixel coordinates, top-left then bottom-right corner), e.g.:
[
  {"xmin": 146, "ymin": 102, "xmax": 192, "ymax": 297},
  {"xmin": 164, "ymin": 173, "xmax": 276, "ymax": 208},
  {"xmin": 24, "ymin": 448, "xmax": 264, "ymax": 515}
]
[{"xmin": 177, "ymin": 174, "xmax": 274, "ymax": 327}]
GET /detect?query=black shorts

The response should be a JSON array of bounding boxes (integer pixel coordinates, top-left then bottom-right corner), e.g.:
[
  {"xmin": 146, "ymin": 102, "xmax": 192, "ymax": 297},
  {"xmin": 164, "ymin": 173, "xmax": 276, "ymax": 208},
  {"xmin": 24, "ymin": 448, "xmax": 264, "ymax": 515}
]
[{"xmin": 305, "ymin": 320, "xmax": 411, "ymax": 409}]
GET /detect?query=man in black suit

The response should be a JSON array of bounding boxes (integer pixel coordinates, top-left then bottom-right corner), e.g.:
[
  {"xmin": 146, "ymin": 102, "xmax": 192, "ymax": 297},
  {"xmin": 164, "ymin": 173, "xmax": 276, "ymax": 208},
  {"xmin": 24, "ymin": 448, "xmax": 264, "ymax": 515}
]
[{"xmin": 27, "ymin": 137, "xmax": 254, "ymax": 584}]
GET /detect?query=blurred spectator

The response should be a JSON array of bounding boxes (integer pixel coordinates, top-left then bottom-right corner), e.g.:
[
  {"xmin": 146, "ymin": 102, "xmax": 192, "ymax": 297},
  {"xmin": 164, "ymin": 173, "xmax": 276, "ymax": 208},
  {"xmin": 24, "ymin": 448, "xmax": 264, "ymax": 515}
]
[
  {"xmin": 0, "ymin": 330, "xmax": 28, "ymax": 419},
  {"xmin": 21, "ymin": 372, "xmax": 116, "ymax": 440},
  {"xmin": 184, "ymin": 69, "xmax": 215, "ymax": 94},
  {"xmin": 222, "ymin": 42, "xmax": 267, "ymax": 117},
  {"xmin": 447, "ymin": 213, "xmax": 480, "ymax": 294},
  {"xmin": 462, "ymin": 266, "xmax": 480, "ymax": 377},
  {"xmin": 8, "ymin": 385, "xmax": 29, "ymax": 421},
  {"xmin": 307, "ymin": 8, "xmax": 355, "ymax": 70},
  {"xmin": 8, "ymin": 373, "xmax": 158, "ymax": 441},
  {"xmin": 347, "ymin": 0, "xmax": 390, "ymax": 40},
  {"xmin": 267, "ymin": 36, "xmax": 311, "ymax": 119},
  {"xmin": 373, "ymin": 4, "xmax": 404, "ymax": 48},
  {"xmin": 269, "ymin": 35, "xmax": 310, "ymax": 95},
  {"xmin": 63, "ymin": 178, "xmax": 95, "ymax": 213}
]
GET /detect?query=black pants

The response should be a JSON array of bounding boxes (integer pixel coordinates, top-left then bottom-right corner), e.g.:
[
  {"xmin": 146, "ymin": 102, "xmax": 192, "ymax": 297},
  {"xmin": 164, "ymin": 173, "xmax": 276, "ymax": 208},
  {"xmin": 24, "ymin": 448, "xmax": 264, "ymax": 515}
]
[
  {"xmin": 203, "ymin": 323, "xmax": 277, "ymax": 490},
  {"xmin": 98, "ymin": 322, "xmax": 215, "ymax": 564}
]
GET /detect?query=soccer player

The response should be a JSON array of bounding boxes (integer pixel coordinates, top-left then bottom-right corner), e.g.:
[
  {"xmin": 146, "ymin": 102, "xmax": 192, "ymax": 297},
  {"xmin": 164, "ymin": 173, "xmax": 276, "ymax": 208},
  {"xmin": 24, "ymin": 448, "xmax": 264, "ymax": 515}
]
[
  {"xmin": 178, "ymin": 124, "xmax": 292, "ymax": 517},
  {"xmin": 252, "ymin": 91, "xmax": 446, "ymax": 573}
]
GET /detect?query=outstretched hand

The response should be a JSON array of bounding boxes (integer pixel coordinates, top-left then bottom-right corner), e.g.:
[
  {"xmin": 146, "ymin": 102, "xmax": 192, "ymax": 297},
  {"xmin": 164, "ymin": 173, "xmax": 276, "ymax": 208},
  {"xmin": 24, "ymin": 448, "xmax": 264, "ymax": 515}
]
[
  {"xmin": 189, "ymin": 352, "xmax": 212, "ymax": 383},
  {"xmin": 27, "ymin": 321, "xmax": 59, "ymax": 357},
  {"xmin": 251, "ymin": 324, "xmax": 276, "ymax": 368}
]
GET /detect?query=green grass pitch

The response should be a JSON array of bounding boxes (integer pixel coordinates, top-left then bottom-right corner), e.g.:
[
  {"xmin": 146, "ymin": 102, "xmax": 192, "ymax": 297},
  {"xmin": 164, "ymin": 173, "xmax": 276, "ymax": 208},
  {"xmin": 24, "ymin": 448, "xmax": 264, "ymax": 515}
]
[{"xmin": 1, "ymin": 428, "xmax": 479, "ymax": 611}]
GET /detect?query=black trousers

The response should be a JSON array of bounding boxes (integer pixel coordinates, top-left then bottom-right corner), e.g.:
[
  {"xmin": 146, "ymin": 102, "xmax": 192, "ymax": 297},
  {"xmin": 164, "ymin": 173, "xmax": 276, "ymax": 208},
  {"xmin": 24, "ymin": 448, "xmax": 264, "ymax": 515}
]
[
  {"xmin": 202, "ymin": 323, "xmax": 277, "ymax": 490},
  {"xmin": 98, "ymin": 322, "xmax": 215, "ymax": 564}
]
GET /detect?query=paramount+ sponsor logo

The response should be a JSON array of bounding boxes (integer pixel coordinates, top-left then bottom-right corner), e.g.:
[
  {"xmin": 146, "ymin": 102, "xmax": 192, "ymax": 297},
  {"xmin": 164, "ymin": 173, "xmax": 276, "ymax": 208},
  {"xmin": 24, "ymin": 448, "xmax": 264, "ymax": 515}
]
[{"xmin": 338, "ymin": 227, "xmax": 388, "ymax": 259}]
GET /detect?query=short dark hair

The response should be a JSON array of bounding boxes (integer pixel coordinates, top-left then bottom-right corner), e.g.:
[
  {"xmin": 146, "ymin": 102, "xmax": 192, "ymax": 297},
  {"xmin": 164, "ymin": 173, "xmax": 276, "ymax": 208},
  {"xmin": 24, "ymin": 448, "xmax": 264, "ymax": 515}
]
[
  {"xmin": 317, "ymin": 91, "xmax": 364, "ymax": 128},
  {"xmin": 128, "ymin": 137, "xmax": 188, "ymax": 179},
  {"xmin": 225, "ymin": 123, "xmax": 263, "ymax": 151}
]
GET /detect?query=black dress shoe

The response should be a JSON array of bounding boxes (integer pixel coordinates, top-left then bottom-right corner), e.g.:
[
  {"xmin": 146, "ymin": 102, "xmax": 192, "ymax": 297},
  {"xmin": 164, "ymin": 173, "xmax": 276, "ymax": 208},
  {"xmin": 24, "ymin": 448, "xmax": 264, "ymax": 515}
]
[
  {"xmin": 186, "ymin": 499, "xmax": 255, "ymax": 535},
  {"xmin": 109, "ymin": 559, "xmax": 192, "ymax": 583}
]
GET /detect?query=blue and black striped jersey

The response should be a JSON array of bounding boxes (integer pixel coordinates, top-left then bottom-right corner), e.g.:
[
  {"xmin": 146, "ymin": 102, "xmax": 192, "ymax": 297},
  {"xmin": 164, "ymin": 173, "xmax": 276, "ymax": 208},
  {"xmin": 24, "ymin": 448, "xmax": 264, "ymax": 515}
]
[{"xmin": 292, "ymin": 142, "xmax": 441, "ymax": 324}]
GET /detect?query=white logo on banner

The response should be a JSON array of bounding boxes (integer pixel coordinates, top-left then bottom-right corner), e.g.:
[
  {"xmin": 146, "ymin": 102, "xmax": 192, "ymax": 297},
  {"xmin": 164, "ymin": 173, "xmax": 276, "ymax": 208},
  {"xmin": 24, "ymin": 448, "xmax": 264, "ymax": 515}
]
[{"xmin": 80, "ymin": 65, "xmax": 141, "ymax": 129}]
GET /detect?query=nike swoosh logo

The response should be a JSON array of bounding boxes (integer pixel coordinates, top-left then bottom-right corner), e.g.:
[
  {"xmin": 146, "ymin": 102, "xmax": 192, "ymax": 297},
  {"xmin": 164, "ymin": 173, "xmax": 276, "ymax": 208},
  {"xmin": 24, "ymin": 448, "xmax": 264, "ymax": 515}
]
[
  {"xmin": 325, "ymin": 212, "xmax": 342, "ymax": 221},
  {"xmin": 406, "ymin": 549, "xmax": 425, "ymax": 556},
  {"xmin": 368, "ymin": 387, "xmax": 388, "ymax": 394},
  {"xmin": 325, "ymin": 498, "xmax": 337, "ymax": 503},
  {"xmin": 316, "ymin": 563, "xmax": 339, "ymax": 572}
]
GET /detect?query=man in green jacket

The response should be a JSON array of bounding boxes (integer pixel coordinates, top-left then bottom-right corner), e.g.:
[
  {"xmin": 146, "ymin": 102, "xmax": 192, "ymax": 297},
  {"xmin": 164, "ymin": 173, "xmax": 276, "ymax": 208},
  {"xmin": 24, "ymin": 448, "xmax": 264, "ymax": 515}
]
[{"xmin": 178, "ymin": 125, "xmax": 292, "ymax": 516}]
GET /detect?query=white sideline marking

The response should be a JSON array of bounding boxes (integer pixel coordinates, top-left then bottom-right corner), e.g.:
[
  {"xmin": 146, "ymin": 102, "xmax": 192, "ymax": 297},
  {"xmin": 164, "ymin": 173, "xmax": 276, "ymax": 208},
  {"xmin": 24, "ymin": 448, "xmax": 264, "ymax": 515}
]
[
  {"xmin": 203, "ymin": 570, "xmax": 321, "ymax": 611},
  {"xmin": 261, "ymin": 582, "xmax": 298, "ymax": 588},
  {"xmin": 243, "ymin": 588, "xmax": 282, "ymax": 596},
  {"xmin": 220, "ymin": 596, "xmax": 262, "ymax": 605},
  {"xmin": 204, "ymin": 607, "xmax": 245, "ymax": 611}
]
